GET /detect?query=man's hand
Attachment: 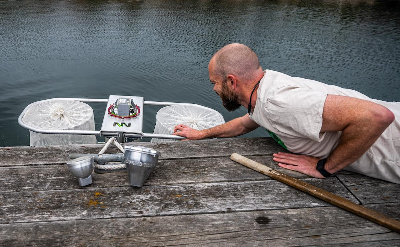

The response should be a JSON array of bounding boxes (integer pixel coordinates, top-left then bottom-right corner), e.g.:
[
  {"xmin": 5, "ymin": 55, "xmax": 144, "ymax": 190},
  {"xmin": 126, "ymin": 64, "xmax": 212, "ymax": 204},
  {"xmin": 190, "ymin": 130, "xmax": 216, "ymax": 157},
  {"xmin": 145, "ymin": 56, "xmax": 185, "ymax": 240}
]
[
  {"xmin": 173, "ymin": 124, "xmax": 204, "ymax": 140},
  {"xmin": 272, "ymin": 152, "xmax": 326, "ymax": 179},
  {"xmin": 173, "ymin": 115, "xmax": 259, "ymax": 141}
]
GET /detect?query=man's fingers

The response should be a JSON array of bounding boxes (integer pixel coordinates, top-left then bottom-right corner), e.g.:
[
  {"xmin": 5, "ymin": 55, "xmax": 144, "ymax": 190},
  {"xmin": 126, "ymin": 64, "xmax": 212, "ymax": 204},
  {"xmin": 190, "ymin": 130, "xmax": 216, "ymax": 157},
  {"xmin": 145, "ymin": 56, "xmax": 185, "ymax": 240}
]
[
  {"xmin": 274, "ymin": 153, "xmax": 323, "ymax": 179},
  {"xmin": 173, "ymin": 124, "xmax": 188, "ymax": 133},
  {"xmin": 172, "ymin": 128, "xmax": 187, "ymax": 136},
  {"xmin": 273, "ymin": 152, "xmax": 301, "ymax": 159},
  {"xmin": 172, "ymin": 131, "xmax": 183, "ymax": 136},
  {"xmin": 278, "ymin": 163, "xmax": 300, "ymax": 171},
  {"xmin": 272, "ymin": 155, "xmax": 298, "ymax": 165},
  {"xmin": 172, "ymin": 131, "xmax": 189, "ymax": 141},
  {"xmin": 172, "ymin": 124, "xmax": 193, "ymax": 140}
]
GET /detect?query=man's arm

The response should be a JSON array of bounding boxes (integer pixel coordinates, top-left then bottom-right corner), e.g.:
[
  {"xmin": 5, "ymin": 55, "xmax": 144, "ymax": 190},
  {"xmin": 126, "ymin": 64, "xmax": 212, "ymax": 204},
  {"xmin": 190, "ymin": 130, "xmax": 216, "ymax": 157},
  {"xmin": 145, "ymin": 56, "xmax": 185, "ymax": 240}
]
[
  {"xmin": 273, "ymin": 94, "xmax": 395, "ymax": 178},
  {"xmin": 173, "ymin": 114, "xmax": 259, "ymax": 140}
]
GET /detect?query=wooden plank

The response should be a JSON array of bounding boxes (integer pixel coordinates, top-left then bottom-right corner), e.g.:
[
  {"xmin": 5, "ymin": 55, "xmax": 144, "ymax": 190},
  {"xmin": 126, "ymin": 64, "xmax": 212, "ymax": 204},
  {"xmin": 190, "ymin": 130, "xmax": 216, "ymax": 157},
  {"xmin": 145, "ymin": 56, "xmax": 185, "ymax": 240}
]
[
  {"xmin": 0, "ymin": 156, "xmax": 309, "ymax": 192},
  {"xmin": 149, "ymin": 155, "xmax": 309, "ymax": 184},
  {"xmin": 1, "ymin": 207, "xmax": 399, "ymax": 246},
  {"xmin": 0, "ymin": 143, "xmax": 133, "ymax": 166},
  {"xmin": 0, "ymin": 138, "xmax": 285, "ymax": 166},
  {"xmin": 337, "ymin": 173, "xmax": 400, "ymax": 204},
  {"xmin": 151, "ymin": 137, "xmax": 286, "ymax": 159},
  {"xmin": 366, "ymin": 203, "xmax": 400, "ymax": 221},
  {"xmin": 0, "ymin": 179, "xmax": 357, "ymax": 224}
]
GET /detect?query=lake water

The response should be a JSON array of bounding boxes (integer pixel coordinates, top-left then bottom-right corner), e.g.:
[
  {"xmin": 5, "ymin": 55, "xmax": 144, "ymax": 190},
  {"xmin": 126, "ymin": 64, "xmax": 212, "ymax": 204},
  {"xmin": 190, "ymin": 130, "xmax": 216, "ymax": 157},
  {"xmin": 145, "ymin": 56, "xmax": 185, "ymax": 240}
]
[{"xmin": 1, "ymin": 0, "xmax": 399, "ymax": 147}]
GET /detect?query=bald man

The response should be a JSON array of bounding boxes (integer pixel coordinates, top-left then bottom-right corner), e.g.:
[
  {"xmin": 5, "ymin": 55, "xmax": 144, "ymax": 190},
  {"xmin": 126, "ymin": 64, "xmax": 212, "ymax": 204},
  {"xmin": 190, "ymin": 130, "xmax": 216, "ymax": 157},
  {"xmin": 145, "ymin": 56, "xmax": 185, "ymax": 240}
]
[{"xmin": 173, "ymin": 43, "xmax": 400, "ymax": 184}]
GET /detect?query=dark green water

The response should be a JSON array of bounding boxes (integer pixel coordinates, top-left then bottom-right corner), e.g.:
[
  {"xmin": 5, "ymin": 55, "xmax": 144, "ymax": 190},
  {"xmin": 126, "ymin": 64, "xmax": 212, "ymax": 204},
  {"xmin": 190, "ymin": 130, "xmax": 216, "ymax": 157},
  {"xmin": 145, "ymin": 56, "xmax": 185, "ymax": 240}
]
[{"xmin": 1, "ymin": 0, "xmax": 399, "ymax": 147}]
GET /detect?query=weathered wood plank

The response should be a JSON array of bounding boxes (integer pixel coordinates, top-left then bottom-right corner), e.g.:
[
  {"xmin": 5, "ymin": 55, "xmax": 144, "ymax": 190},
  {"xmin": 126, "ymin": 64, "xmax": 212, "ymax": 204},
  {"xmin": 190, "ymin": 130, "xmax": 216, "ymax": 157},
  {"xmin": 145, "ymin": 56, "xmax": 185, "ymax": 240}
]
[
  {"xmin": 0, "ymin": 179, "xmax": 357, "ymax": 224},
  {"xmin": 152, "ymin": 137, "xmax": 286, "ymax": 159},
  {"xmin": 0, "ymin": 137, "xmax": 285, "ymax": 166},
  {"xmin": 365, "ymin": 203, "xmax": 400, "ymax": 222},
  {"xmin": 0, "ymin": 144, "xmax": 106, "ymax": 166},
  {"xmin": 0, "ymin": 155, "xmax": 310, "ymax": 192},
  {"xmin": 1, "ymin": 207, "xmax": 399, "ymax": 246},
  {"xmin": 337, "ymin": 173, "xmax": 400, "ymax": 204}
]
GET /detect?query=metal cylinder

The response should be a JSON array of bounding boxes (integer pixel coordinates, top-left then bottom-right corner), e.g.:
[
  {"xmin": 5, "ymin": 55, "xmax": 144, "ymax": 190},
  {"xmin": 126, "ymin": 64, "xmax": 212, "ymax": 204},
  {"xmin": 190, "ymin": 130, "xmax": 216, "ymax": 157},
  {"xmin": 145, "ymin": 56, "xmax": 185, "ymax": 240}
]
[{"xmin": 123, "ymin": 146, "xmax": 160, "ymax": 187}]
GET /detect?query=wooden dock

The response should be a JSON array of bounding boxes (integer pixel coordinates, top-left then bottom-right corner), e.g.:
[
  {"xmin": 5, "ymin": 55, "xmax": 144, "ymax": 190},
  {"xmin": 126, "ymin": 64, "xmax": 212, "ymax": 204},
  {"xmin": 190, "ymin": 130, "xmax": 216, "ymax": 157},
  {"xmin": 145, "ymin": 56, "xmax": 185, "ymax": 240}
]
[{"xmin": 0, "ymin": 137, "xmax": 399, "ymax": 246}]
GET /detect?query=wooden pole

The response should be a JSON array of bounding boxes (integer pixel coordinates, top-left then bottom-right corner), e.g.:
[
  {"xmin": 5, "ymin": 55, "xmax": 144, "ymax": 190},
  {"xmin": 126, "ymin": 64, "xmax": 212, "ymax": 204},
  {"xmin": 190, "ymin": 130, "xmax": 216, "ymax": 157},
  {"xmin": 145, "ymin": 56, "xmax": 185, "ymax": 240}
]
[{"xmin": 230, "ymin": 153, "xmax": 400, "ymax": 234}]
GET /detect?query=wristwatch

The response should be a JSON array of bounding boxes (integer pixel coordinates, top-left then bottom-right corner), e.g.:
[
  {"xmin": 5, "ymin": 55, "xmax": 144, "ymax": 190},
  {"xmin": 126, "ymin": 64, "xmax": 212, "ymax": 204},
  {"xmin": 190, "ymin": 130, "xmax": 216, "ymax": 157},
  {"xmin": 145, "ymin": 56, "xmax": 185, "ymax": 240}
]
[{"xmin": 316, "ymin": 158, "xmax": 332, "ymax": 177}]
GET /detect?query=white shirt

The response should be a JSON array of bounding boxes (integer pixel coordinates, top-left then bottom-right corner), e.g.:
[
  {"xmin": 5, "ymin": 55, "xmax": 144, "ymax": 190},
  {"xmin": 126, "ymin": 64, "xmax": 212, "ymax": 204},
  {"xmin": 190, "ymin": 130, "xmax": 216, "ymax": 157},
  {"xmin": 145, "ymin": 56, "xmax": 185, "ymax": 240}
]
[{"xmin": 250, "ymin": 70, "xmax": 400, "ymax": 183}]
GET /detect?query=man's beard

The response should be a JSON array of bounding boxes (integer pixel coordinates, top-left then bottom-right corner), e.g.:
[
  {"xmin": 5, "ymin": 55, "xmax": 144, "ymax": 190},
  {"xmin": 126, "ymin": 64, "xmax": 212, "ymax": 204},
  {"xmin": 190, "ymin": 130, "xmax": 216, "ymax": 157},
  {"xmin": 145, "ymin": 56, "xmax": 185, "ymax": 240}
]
[{"xmin": 220, "ymin": 82, "xmax": 241, "ymax": 112}]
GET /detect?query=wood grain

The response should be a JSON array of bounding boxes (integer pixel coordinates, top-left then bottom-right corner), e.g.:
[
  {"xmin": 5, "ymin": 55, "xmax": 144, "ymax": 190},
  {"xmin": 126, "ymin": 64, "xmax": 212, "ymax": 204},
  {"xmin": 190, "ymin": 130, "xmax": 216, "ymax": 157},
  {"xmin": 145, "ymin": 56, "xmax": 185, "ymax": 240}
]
[{"xmin": 1, "ymin": 137, "xmax": 399, "ymax": 245}]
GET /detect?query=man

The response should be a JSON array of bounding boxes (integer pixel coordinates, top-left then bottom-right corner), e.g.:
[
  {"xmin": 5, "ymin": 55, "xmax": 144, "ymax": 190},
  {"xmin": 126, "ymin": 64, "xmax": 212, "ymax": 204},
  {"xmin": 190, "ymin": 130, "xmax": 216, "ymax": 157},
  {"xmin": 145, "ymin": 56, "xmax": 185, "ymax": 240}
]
[{"xmin": 173, "ymin": 43, "xmax": 400, "ymax": 184}]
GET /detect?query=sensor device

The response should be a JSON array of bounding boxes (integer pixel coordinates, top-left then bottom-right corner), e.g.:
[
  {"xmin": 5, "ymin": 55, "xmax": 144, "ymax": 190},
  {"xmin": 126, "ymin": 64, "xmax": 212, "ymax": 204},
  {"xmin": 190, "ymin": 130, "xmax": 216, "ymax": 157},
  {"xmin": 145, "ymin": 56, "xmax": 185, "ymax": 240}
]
[{"xmin": 100, "ymin": 95, "xmax": 144, "ymax": 136}]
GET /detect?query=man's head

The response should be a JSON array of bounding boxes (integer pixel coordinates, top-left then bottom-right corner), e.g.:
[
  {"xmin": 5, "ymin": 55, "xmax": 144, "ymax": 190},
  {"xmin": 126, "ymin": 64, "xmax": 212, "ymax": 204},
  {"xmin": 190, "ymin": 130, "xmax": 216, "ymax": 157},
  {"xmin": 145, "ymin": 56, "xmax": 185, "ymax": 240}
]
[{"xmin": 208, "ymin": 43, "xmax": 263, "ymax": 111}]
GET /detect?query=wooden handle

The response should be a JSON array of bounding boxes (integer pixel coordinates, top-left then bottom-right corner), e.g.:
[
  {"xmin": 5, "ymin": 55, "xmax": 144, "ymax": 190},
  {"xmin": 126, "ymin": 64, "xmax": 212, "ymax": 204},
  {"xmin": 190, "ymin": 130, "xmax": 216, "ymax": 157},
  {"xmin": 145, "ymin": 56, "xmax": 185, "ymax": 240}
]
[{"xmin": 230, "ymin": 153, "xmax": 400, "ymax": 233}]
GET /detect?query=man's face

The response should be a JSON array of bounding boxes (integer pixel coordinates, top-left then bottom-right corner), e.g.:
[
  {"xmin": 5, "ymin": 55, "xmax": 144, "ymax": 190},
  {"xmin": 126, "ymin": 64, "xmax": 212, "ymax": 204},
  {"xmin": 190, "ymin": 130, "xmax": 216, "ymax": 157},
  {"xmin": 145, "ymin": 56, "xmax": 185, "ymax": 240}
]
[{"xmin": 219, "ymin": 79, "xmax": 241, "ymax": 112}]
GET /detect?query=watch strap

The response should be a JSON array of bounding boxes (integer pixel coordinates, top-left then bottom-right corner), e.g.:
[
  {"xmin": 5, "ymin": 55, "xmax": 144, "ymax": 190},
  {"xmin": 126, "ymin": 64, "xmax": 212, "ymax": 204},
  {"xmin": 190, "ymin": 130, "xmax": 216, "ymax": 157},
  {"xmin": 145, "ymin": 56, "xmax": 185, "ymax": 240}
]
[{"xmin": 316, "ymin": 158, "xmax": 332, "ymax": 177}]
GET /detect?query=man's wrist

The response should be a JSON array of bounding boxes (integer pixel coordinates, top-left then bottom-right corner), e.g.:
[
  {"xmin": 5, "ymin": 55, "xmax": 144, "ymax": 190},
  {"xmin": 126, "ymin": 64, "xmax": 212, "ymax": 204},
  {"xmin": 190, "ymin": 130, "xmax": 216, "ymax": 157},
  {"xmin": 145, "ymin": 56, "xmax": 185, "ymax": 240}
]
[
  {"xmin": 199, "ymin": 129, "xmax": 210, "ymax": 139},
  {"xmin": 316, "ymin": 158, "xmax": 332, "ymax": 177}
]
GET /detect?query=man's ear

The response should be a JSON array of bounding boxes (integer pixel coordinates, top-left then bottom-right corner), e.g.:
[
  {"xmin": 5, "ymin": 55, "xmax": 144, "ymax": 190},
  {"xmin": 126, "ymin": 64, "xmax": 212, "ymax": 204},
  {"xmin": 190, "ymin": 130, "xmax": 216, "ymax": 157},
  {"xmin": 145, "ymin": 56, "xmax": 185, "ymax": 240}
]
[{"xmin": 227, "ymin": 75, "xmax": 237, "ymax": 89}]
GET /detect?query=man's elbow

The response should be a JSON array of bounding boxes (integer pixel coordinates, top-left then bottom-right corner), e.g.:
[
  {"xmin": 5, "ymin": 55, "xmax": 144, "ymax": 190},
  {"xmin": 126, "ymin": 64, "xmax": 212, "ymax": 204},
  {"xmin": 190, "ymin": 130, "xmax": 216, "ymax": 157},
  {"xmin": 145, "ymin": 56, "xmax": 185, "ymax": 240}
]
[{"xmin": 374, "ymin": 106, "xmax": 395, "ymax": 130}]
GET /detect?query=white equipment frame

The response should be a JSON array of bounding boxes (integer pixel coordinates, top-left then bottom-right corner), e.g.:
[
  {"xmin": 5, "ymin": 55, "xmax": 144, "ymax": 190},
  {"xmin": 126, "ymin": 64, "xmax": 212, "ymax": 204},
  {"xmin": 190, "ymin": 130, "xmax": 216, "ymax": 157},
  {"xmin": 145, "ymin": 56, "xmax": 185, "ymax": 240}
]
[{"xmin": 18, "ymin": 97, "xmax": 185, "ymax": 141}]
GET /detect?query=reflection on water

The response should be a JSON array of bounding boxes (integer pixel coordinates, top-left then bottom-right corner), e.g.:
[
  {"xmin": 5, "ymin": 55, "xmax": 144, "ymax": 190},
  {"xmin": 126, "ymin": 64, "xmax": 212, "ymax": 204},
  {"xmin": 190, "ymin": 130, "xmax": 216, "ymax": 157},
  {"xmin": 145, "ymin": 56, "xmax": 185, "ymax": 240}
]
[{"xmin": 0, "ymin": 0, "xmax": 399, "ymax": 146}]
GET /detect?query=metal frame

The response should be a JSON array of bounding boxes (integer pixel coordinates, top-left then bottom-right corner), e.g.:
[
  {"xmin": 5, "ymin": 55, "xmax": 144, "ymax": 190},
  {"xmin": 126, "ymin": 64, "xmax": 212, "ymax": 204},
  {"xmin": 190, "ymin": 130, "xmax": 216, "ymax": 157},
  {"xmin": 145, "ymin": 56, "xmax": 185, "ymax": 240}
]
[{"xmin": 18, "ymin": 97, "xmax": 184, "ymax": 140}]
